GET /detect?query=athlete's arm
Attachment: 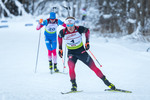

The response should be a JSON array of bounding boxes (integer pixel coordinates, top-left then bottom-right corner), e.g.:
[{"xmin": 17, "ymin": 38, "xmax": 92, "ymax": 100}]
[
  {"xmin": 78, "ymin": 26, "xmax": 90, "ymax": 42},
  {"xmin": 58, "ymin": 19, "xmax": 66, "ymax": 27},
  {"xmin": 85, "ymin": 29, "xmax": 90, "ymax": 43},
  {"xmin": 58, "ymin": 30, "xmax": 64, "ymax": 58},
  {"xmin": 58, "ymin": 30, "xmax": 64, "ymax": 49},
  {"xmin": 36, "ymin": 19, "xmax": 48, "ymax": 30}
]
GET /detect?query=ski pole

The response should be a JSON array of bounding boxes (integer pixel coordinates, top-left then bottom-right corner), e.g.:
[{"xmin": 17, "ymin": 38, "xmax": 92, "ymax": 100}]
[
  {"xmin": 62, "ymin": 58, "xmax": 66, "ymax": 72},
  {"xmin": 62, "ymin": 44, "xmax": 67, "ymax": 72},
  {"xmin": 89, "ymin": 49, "xmax": 102, "ymax": 67},
  {"xmin": 35, "ymin": 29, "xmax": 42, "ymax": 73}
]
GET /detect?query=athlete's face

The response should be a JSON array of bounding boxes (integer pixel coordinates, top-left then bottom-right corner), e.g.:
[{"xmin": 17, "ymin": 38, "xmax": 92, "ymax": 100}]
[
  {"xmin": 66, "ymin": 23, "xmax": 75, "ymax": 32},
  {"xmin": 50, "ymin": 19, "xmax": 55, "ymax": 23}
]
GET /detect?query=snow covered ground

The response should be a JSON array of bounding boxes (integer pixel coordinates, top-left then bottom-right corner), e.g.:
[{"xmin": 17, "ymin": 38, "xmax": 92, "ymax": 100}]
[{"xmin": 0, "ymin": 17, "xmax": 150, "ymax": 100}]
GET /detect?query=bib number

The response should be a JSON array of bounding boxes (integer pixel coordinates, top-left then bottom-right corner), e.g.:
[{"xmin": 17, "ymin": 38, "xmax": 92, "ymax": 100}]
[
  {"xmin": 48, "ymin": 28, "xmax": 55, "ymax": 32},
  {"xmin": 70, "ymin": 40, "xmax": 74, "ymax": 43}
]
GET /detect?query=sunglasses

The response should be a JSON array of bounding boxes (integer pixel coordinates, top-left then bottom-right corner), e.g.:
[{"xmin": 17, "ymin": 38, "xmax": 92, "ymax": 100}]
[{"xmin": 66, "ymin": 24, "xmax": 74, "ymax": 27}]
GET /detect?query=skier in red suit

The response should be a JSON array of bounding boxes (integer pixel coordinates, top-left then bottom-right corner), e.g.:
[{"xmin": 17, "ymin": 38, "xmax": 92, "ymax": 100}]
[{"xmin": 58, "ymin": 17, "xmax": 116, "ymax": 91}]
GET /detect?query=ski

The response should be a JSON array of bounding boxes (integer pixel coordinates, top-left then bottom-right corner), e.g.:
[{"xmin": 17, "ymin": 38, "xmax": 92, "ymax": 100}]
[
  {"xmin": 105, "ymin": 88, "xmax": 132, "ymax": 93},
  {"xmin": 54, "ymin": 72, "xmax": 68, "ymax": 75},
  {"xmin": 61, "ymin": 90, "xmax": 83, "ymax": 94},
  {"xmin": 50, "ymin": 71, "xmax": 67, "ymax": 75}
]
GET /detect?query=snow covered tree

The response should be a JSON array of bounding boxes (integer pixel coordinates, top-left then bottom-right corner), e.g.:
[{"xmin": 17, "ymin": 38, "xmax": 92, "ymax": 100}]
[
  {"xmin": 0, "ymin": 0, "xmax": 150, "ymax": 37},
  {"xmin": 96, "ymin": 0, "xmax": 150, "ymax": 37},
  {"xmin": 0, "ymin": 0, "xmax": 35, "ymax": 18}
]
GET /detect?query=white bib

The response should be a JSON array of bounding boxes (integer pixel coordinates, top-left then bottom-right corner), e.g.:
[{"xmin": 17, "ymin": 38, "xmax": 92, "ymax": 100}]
[
  {"xmin": 64, "ymin": 32, "xmax": 82, "ymax": 49},
  {"xmin": 45, "ymin": 23, "xmax": 58, "ymax": 33}
]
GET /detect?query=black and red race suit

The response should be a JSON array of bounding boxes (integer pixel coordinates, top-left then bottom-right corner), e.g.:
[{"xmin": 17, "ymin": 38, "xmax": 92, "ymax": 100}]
[{"xmin": 58, "ymin": 26, "xmax": 104, "ymax": 80}]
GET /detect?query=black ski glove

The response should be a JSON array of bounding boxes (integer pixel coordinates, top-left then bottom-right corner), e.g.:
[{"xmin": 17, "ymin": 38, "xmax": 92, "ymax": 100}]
[
  {"xmin": 59, "ymin": 49, "xmax": 63, "ymax": 58},
  {"xmin": 85, "ymin": 41, "xmax": 90, "ymax": 50}
]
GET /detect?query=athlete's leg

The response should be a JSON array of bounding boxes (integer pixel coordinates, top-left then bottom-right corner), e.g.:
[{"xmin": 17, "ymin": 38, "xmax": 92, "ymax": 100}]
[
  {"xmin": 68, "ymin": 55, "xmax": 77, "ymax": 81},
  {"xmin": 45, "ymin": 37, "xmax": 52, "ymax": 50},
  {"xmin": 48, "ymin": 50, "xmax": 52, "ymax": 61},
  {"xmin": 51, "ymin": 38, "xmax": 57, "ymax": 63},
  {"xmin": 52, "ymin": 49, "xmax": 57, "ymax": 63},
  {"xmin": 48, "ymin": 50, "xmax": 53, "ymax": 70},
  {"xmin": 50, "ymin": 38, "xmax": 59, "ymax": 72},
  {"xmin": 46, "ymin": 40, "xmax": 52, "ymax": 60},
  {"xmin": 68, "ymin": 55, "xmax": 78, "ymax": 91},
  {"xmin": 77, "ymin": 50, "xmax": 116, "ymax": 90},
  {"xmin": 77, "ymin": 50, "xmax": 104, "ymax": 78},
  {"xmin": 45, "ymin": 38, "xmax": 53, "ymax": 70},
  {"xmin": 52, "ymin": 49, "xmax": 59, "ymax": 72}
]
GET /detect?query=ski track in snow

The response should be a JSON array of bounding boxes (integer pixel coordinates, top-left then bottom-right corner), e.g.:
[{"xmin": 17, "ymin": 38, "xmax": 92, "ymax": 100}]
[{"xmin": 0, "ymin": 17, "xmax": 150, "ymax": 100}]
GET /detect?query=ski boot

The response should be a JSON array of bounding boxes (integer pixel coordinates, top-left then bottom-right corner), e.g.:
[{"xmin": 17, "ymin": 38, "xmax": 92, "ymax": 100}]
[
  {"xmin": 49, "ymin": 61, "xmax": 53, "ymax": 73},
  {"xmin": 71, "ymin": 80, "xmax": 77, "ymax": 91},
  {"xmin": 54, "ymin": 63, "xmax": 59, "ymax": 72},
  {"xmin": 101, "ymin": 75, "xmax": 116, "ymax": 90}
]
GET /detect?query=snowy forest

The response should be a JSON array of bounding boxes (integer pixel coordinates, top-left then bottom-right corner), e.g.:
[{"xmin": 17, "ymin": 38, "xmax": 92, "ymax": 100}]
[{"xmin": 0, "ymin": 0, "xmax": 150, "ymax": 41}]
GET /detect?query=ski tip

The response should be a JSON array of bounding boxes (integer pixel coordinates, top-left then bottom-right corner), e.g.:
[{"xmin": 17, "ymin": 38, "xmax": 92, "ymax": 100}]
[
  {"xmin": 61, "ymin": 92, "xmax": 65, "ymax": 94},
  {"xmin": 105, "ymin": 89, "xmax": 132, "ymax": 93}
]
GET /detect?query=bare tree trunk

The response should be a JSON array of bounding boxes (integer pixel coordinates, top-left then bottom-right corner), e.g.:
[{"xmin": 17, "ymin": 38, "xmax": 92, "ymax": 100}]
[
  {"xmin": 32, "ymin": 0, "xmax": 34, "ymax": 15},
  {"xmin": 22, "ymin": 0, "xmax": 25, "ymax": 8},
  {"xmin": 127, "ymin": 0, "xmax": 134, "ymax": 34},
  {"xmin": 77, "ymin": 0, "xmax": 81, "ymax": 19},
  {"xmin": 148, "ymin": 0, "xmax": 150, "ymax": 16},
  {"xmin": 147, "ymin": 0, "xmax": 150, "ymax": 34},
  {"xmin": 135, "ymin": 0, "xmax": 138, "ymax": 27},
  {"xmin": 140, "ymin": 0, "xmax": 146, "ymax": 34},
  {"xmin": 0, "ymin": 7, "xmax": 2, "ymax": 18},
  {"xmin": 72, "ymin": 0, "xmax": 76, "ymax": 17}
]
